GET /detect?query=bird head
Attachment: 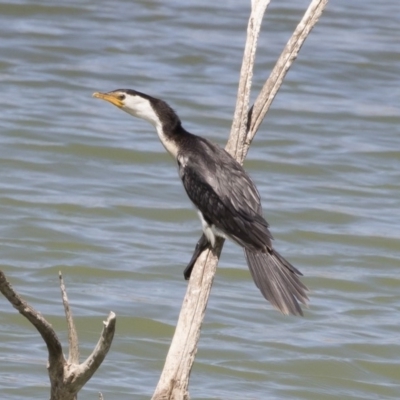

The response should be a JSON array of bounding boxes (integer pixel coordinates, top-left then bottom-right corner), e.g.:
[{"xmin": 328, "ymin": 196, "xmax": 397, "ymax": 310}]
[{"xmin": 93, "ymin": 89, "xmax": 160, "ymax": 128}]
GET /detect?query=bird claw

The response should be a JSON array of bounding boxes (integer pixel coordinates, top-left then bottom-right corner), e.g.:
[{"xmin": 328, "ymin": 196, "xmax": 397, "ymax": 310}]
[{"xmin": 183, "ymin": 234, "xmax": 210, "ymax": 280}]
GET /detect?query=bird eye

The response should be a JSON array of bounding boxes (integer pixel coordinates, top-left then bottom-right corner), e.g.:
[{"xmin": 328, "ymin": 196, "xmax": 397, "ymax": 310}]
[{"xmin": 118, "ymin": 94, "xmax": 126, "ymax": 101}]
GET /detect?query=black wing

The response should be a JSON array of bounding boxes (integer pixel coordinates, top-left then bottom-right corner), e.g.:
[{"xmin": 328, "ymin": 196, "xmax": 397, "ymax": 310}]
[
  {"xmin": 178, "ymin": 137, "xmax": 272, "ymax": 251},
  {"xmin": 179, "ymin": 136, "xmax": 309, "ymax": 315}
]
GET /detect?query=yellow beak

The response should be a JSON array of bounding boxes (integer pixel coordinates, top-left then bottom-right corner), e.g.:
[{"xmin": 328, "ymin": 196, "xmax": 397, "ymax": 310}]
[{"xmin": 92, "ymin": 92, "xmax": 123, "ymax": 108}]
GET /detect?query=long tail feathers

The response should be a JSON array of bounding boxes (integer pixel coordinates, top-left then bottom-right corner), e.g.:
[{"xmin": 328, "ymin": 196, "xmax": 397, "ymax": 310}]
[{"xmin": 244, "ymin": 248, "xmax": 309, "ymax": 316}]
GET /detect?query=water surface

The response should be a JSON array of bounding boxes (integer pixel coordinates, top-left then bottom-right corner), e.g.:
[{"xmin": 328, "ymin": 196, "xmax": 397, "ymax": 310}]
[{"xmin": 0, "ymin": 0, "xmax": 399, "ymax": 399}]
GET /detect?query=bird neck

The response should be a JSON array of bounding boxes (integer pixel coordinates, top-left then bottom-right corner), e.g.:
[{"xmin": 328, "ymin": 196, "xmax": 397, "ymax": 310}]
[
  {"xmin": 145, "ymin": 98, "xmax": 191, "ymax": 160},
  {"xmin": 125, "ymin": 95, "xmax": 194, "ymax": 160},
  {"xmin": 154, "ymin": 118, "xmax": 189, "ymax": 160}
]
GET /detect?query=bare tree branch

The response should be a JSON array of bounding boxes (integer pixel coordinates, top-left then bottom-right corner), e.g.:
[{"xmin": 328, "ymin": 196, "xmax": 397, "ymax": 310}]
[
  {"xmin": 152, "ymin": 239, "xmax": 223, "ymax": 400},
  {"xmin": 152, "ymin": 1, "xmax": 328, "ymax": 399},
  {"xmin": 226, "ymin": 0, "xmax": 271, "ymax": 160},
  {"xmin": 60, "ymin": 271, "xmax": 80, "ymax": 365},
  {"xmin": 0, "ymin": 270, "xmax": 116, "ymax": 400},
  {"xmin": 71, "ymin": 312, "xmax": 116, "ymax": 392},
  {"xmin": 244, "ymin": 0, "xmax": 329, "ymax": 158}
]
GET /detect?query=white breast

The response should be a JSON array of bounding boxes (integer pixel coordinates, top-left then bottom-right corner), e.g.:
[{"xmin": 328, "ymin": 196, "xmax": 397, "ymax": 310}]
[{"xmin": 197, "ymin": 211, "xmax": 226, "ymax": 247}]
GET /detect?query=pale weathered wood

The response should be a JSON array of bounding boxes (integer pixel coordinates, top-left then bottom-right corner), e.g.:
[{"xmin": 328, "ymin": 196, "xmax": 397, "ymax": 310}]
[
  {"xmin": 226, "ymin": 0, "xmax": 271, "ymax": 161},
  {"xmin": 69, "ymin": 312, "xmax": 116, "ymax": 393},
  {"xmin": 151, "ymin": 239, "xmax": 223, "ymax": 400},
  {"xmin": 0, "ymin": 270, "xmax": 116, "ymax": 400},
  {"xmin": 245, "ymin": 0, "xmax": 329, "ymax": 158},
  {"xmin": 152, "ymin": 1, "xmax": 328, "ymax": 399},
  {"xmin": 60, "ymin": 271, "xmax": 80, "ymax": 365}
]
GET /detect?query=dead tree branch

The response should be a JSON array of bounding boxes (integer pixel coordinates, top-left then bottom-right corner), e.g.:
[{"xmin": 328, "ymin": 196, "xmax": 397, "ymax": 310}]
[
  {"xmin": 60, "ymin": 272, "xmax": 80, "ymax": 365},
  {"xmin": 0, "ymin": 270, "xmax": 116, "ymax": 400},
  {"xmin": 227, "ymin": 0, "xmax": 271, "ymax": 160},
  {"xmin": 152, "ymin": 238, "xmax": 224, "ymax": 400},
  {"xmin": 245, "ymin": 0, "xmax": 329, "ymax": 158},
  {"xmin": 152, "ymin": 1, "xmax": 328, "ymax": 399}
]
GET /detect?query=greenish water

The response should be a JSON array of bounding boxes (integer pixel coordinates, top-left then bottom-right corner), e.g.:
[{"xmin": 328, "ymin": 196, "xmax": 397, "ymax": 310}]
[{"xmin": 1, "ymin": 0, "xmax": 399, "ymax": 399}]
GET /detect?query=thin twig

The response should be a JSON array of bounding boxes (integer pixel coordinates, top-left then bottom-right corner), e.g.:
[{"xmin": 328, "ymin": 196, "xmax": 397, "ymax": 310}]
[
  {"xmin": 70, "ymin": 312, "xmax": 116, "ymax": 392},
  {"xmin": 60, "ymin": 271, "xmax": 80, "ymax": 364}
]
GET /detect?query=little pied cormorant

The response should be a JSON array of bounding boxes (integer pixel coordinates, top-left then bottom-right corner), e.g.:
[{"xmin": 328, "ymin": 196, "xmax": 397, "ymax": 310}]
[{"xmin": 93, "ymin": 89, "xmax": 309, "ymax": 316}]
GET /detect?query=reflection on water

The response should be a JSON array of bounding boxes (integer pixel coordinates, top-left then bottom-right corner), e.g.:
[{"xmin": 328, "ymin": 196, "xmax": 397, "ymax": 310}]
[{"xmin": 0, "ymin": 0, "xmax": 399, "ymax": 399}]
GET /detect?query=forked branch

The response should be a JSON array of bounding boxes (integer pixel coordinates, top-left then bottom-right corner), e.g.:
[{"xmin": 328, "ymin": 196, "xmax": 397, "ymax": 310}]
[
  {"xmin": 152, "ymin": 1, "xmax": 328, "ymax": 399},
  {"xmin": 0, "ymin": 270, "xmax": 116, "ymax": 400}
]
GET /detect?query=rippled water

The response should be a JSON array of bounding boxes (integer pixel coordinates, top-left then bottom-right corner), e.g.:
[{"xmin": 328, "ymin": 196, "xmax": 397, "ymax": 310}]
[{"xmin": 1, "ymin": 0, "xmax": 399, "ymax": 399}]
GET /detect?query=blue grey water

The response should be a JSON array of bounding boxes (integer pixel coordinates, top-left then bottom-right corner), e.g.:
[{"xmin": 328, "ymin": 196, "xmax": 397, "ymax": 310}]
[{"xmin": 0, "ymin": 0, "xmax": 399, "ymax": 399}]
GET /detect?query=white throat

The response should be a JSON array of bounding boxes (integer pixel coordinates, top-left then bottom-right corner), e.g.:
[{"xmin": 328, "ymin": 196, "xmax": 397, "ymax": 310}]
[{"xmin": 122, "ymin": 96, "xmax": 179, "ymax": 159}]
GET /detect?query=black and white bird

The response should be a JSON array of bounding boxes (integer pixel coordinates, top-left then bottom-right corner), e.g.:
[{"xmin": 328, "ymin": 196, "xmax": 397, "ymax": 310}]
[{"xmin": 93, "ymin": 89, "xmax": 309, "ymax": 316}]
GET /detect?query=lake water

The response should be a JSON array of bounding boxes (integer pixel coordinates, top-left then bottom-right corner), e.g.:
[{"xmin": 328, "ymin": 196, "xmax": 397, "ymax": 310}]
[{"xmin": 0, "ymin": 0, "xmax": 399, "ymax": 399}]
